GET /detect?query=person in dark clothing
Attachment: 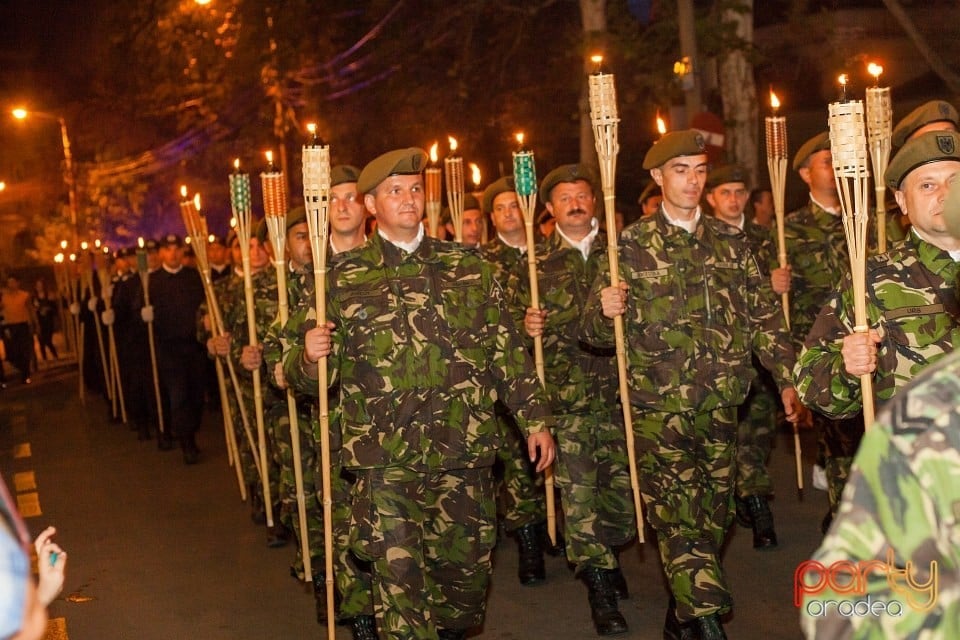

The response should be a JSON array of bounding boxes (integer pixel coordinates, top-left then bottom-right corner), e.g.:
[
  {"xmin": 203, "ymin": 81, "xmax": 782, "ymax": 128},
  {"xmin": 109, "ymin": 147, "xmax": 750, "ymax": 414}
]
[
  {"xmin": 32, "ymin": 279, "xmax": 59, "ymax": 361},
  {"xmin": 144, "ymin": 234, "xmax": 207, "ymax": 464}
]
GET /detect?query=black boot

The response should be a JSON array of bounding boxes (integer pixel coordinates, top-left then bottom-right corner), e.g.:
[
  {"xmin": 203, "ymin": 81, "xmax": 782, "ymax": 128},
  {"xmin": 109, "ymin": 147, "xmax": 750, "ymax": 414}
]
[
  {"xmin": 515, "ymin": 523, "xmax": 546, "ymax": 585},
  {"xmin": 538, "ymin": 520, "xmax": 566, "ymax": 557},
  {"xmin": 581, "ymin": 567, "xmax": 628, "ymax": 636},
  {"xmin": 604, "ymin": 566, "xmax": 630, "ymax": 600},
  {"xmin": 694, "ymin": 614, "xmax": 727, "ymax": 640},
  {"xmin": 266, "ymin": 522, "xmax": 290, "ymax": 548},
  {"xmin": 743, "ymin": 495, "xmax": 777, "ymax": 549},
  {"xmin": 437, "ymin": 630, "xmax": 467, "ymax": 640},
  {"xmin": 734, "ymin": 495, "xmax": 752, "ymax": 528},
  {"xmin": 663, "ymin": 596, "xmax": 697, "ymax": 640},
  {"xmin": 181, "ymin": 435, "xmax": 199, "ymax": 465},
  {"xmin": 249, "ymin": 485, "xmax": 266, "ymax": 525},
  {"xmin": 349, "ymin": 615, "xmax": 377, "ymax": 640},
  {"xmin": 157, "ymin": 431, "xmax": 175, "ymax": 451}
]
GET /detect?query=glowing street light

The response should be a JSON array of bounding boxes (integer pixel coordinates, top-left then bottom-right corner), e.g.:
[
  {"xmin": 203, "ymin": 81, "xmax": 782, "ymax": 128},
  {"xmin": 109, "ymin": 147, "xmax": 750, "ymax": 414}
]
[{"xmin": 11, "ymin": 107, "xmax": 80, "ymax": 247}]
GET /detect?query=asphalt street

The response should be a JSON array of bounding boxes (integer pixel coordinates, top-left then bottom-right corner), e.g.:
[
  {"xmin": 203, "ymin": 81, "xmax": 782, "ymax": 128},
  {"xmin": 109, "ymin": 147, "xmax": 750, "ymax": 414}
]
[{"xmin": 1, "ymin": 359, "xmax": 824, "ymax": 639}]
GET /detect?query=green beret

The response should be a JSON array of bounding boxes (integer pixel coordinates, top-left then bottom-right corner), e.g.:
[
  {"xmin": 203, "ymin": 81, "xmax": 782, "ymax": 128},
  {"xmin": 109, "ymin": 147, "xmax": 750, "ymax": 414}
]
[
  {"xmin": 706, "ymin": 164, "xmax": 749, "ymax": 191},
  {"xmin": 637, "ymin": 181, "xmax": 662, "ymax": 205},
  {"xmin": 945, "ymin": 178, "xmax": 960, "ymax": 240},
  {"xmin": 884, "ymin": 130, "xmax": 960, "ymax": 190},
  {"xmin": 254, "ymin": 218, "xmax": 268, "ymax": 244},
  {"xmin": 642, "ymin": 130, "xmax": 707, "ymax": 170},
  {"xmin": 285, "ymin": 206, "xmax": 307, "ymax": 233},
  {"xmin": 792, "ymin": 132, "xmax": 831, "ymax": 171},
  {"xmin": 539, "ymin": 164, "xmax": 598, "ymax": 205},
  {"xmin": 357, "ymin": 148, "xmax": 427, "ymax": 194},
  {"xmin": 482, "ymin": 176, "xmax": 516, "ymax": 213},
  {"xmin": 892, "ymin": 100, "xmax": 959, "ymax": 149},
  {"xmin": 331, "ymin": 165, "xmax": 360, "ymax": 188}
]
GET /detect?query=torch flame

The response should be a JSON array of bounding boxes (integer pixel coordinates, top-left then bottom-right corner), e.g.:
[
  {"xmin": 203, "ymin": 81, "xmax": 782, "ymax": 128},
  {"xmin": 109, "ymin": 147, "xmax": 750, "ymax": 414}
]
[
  {"xmin": 60, "ymin": 240, "xmax": 68, "ymax": 249},
  {"xmin": 265, "ymin": 150, "xmax": 274, "ymax": 164},
  {"xmin": 448, "ymin": 136, "xmax": 458, "ymax": 153},
  {"xmin": 234, "ymin": 158, "xmax": 240, "ymax": 171},
  {"xmin": 208, "ymin": 233, "xmax": 216, "ymax": 244},
  {"xmin": 95, "ymin": 239, "xmax": 101, "ymax": 248},
  {"xmin": 429, "ymin": 142, "xmax": 439, "ymax": 163},
  {"xmin": 656, "ymin": 113, "xmax": 667, "ymax": 136},
  {"xmin": 69, "ymin": 254, "xmax": 76, "ymax": 262},
  {"xmin": 469, "ymin": 163, "xmax": 481, "ymax": 187},
  {"xmin": 306, "ymin": 122, "xmax": 316, "ymax": 135},
  {"xmin": 868, "ymin": 62, "xmax": 883, "ymax": 81},
  {"xmin": 230, "ymin": 217, "xmax": 237, "ymax": 229},
  {"xmin": 770, "ymin": 90, "xmax": 781, "ymax": 110},
  {"xmin": 838, "ymin": 73, "xmax": 848, "ymax": 86},
  {"xmin": 180, "ymin": 185, "xmax": 188, "ymax": 199},
  {"xmin": 193, "ymin": 193, "xmax": 201, "ymax": 212},
  {"xmin": 138, "ymin": 237, "xmax": 144, "ymax": 249},
  {"xmin": 515, "ymin": 132, "xmax": 525, "ymax": 146},
  {"xmin": 80, "ymin": 241, "xmax": 88, "ymax": 251},
  {"xmin": 55, "ymin": 253, "xmax": 63, "ymax": 264}
]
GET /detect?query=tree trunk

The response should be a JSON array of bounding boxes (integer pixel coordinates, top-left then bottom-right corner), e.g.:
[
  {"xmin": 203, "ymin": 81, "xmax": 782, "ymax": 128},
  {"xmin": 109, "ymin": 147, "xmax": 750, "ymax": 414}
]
[
  {"xmin": 579, "ymin": 0, "xmax": 607, "ymax": 169},
  {"xmin": 881, "ymin": 0, "xmax": 960, "ymax": 94},
  {"xmin": 717, "ymin": 0, "xmax": 759, "ymax": 184}
]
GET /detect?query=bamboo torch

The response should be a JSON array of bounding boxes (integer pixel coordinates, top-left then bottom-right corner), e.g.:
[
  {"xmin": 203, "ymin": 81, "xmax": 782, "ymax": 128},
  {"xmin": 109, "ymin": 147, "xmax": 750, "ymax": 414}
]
[
  {"xmin": 81, "ymin": 244, "xmax": 113, "ymax": 401},
  {"xmin": 180, "ymin": 190, "xmax": 251, "ymax": 499},
  {"xmin": 301, "ymin": 133, "xmax": 336, "ymax": 639},
  {"xmin": 865, "ymin": 63, "xmax": 892, "ymax": 253},
  {"xmin": 828, "ymin": 76, "xmax": 876, "ymax": 429},
  {"xmin": 68, "ymin": 252, "xmax": 84, "ymax": 403},
  {"xmin": 764, "ymin": 90, "xmax": 803, "ymax": 492},
  {"xmin": 262, "ymin": 151, "xmax": 313, "ymax": 583},
  {"xmin": 765, "ymin": 90, "xmax": 791, "ymax": 331},
  {"xmin": 425, "ymin": 142, "xmax": 443, "ymax": 238},
  {"xmin": 445, "ymin": 136, "xmax": 465, "ymax": 242},
  {"xmin": 135, "ymin": 238, "xmax": 169, "ymax": 444},
  {"xmin": 98, "ymin": 249, "xmax": 127, "ymax": 424},
  {"xmin": 229, "ymin": 166, "xmax": 274, "ymax": 525},
  {"xmin": 511, "ymin": 133, "xmax": 557, "ymax": 546},
  {"xmin": 587, "ymin": 55, "xmax": 645, "ymax": 543}
]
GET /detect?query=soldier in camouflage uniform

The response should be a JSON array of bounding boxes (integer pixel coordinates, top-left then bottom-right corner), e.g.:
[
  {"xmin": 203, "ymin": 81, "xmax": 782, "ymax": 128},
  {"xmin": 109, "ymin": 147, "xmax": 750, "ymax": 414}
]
[
  {"xmin": 777, "ymin": 132, "xmax": 863, "ymax": 531},
  {"xmin": 798, "ymin": 178, "xmax": 960, "ymax": 638},
  {"xmin": 705, "ymin": 164, "xmax": 797, "ymax": 550},
  {"xmin": 282, "ymin": 148, "xmax": 556, "ymax": 640},
  {"xmin": 210, "ymin": 231, "xmax": 288, "ymax": 547},
  {"xmin": 262, "ymin": 167, "xmax": 376, "ymax": 637},
  {"xmin": 523, "ymin": 164, "xmax": 636, "ymax": 636},
  {"xmin": 583, "ymin": 131, "xmax": 802, "ymax": 640},
  {"xmin": 795, "ymin": 131, "xmax": 960, "ymax": 423},
  {"xmin": 480, "ymin": 176, "xmax": 551, "ymax": 588}
]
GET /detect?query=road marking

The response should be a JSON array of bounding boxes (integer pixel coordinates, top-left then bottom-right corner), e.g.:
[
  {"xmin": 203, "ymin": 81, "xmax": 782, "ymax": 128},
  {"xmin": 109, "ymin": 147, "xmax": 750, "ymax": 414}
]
[
  {"xmin": 13, "ymin": 442, "xmax": 32, "ymax": 458},
  {"xmin": 42, "ymin": 616, "xmax": 68, "ymax": 640},
  {"xmin": 17, "ymin": 491, "xmax": 41, "ymax": 517},
  {"xmin": 14, "ymin": 471, "xmax": 37, "ymax": 492}
]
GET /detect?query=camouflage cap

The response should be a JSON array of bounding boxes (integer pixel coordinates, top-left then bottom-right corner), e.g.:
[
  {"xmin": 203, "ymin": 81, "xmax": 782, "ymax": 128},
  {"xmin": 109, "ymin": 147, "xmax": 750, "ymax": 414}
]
[
  {"xmin": 945, "ymin": 178, "xmax": 960, "ymax": 240},
  {"xmin": 331, "ymin": 164, "xmax": 361, "ymax": 188},
  {"xmin": 884, "ymin": 130, "xmax": 960, "ymax": 190},
  {"xmin": 706, "ymin": 164, "xmax": 749, "ymax": 191},
  {"xmin": 792, "ymin": 132, "xmax": 831, "ymax": 171},
  {"xmin": 441, "ymin": 194, "xmax": 481, "ymax": 225},
  {"xmin": 539, "ymin": 164, "xmax": 598, "ymax": 205},
  {"xmin": 892, "ymin": 100, "xmax": 959, "ymax": 149},
  {"xmin": 159, "ymin": 233, "xmax": 183, "ymax": 248},
  {"xmin": 642, "ymin": 130, "xmax": 707, "ymax": 170},
  {"xmin": 285, "ymin": 205, "xmax": 307, "ymax": 232},
  {"xmin": 357, "ymin": 148, "xmax": 427, "ymax": 194},
  {"xmin": 482, "ymin": 175, "xmax": 516, "ymax": 213}
]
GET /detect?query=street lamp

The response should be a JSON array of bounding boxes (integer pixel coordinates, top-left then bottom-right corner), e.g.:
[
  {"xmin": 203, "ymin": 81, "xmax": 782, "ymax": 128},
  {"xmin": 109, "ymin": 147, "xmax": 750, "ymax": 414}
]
[{"xmin": 11, "ymin": 107, "xmax": 80, "ymax": 248}]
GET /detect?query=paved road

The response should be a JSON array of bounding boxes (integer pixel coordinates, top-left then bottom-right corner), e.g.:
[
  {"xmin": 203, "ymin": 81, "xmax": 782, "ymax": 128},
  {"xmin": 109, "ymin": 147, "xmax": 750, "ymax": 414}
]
[{"xmin": 1, "ymin": 363, "xmax": 822, "ymax": 639}]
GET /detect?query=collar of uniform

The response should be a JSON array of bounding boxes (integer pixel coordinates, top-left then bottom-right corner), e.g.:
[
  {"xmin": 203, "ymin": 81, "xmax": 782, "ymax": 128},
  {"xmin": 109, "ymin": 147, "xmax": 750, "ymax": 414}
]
[
  {"xmin": 378, "ymin": 222, "xmax": 424, "ymax": 254},
  {"xmin": 554, "ymin": 216, "xmax": 599, "ymax": 260},
  {"xmin": 162, "ymin": 263, "xmax": 183, "ymax": 275},
  {"xmin": 497, "ymin": 232, "xmax": 527, "ymax": 253},
  {"xmin": 660, "ymin": 204, "xmax": 702, "ymax": 234},
  {"xmin": 910, "ymin": 228, "xmax": 960, "ymax": 272},
  {"xmin": 809, "ymin": 194, "xmax": 841, "ymax": 217}
]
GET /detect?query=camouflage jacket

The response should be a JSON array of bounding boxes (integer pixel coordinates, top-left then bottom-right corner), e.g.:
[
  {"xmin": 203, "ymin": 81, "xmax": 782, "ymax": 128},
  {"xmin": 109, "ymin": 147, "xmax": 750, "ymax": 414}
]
[
  {"xmin": 197, "ymin": 271, "xmax": 242, "ymax": 345},
  {"xmin": 481, "ymin": 237, "xmax": 529, "ymax": 329},
  {"xmin": 282, "ymin": 233, "xmax": 553, "ymax": 471},
  {"xmin": 777, "ymin": 199, "xmax": 850, "ymax": 347},
  {"xmin": 799, "ymin": 349, "xmax": 960, "ymax": 639},
  {"xmin": 222, "ymin": 268, "xmax": 280, "ymax": 393},
  {"xmin": 262, "ymin": 263, "xmax": 310, "ymax": 388},
  {"xmin": 582, "ymin": 211, "xmax": 796, "ymax": 414},
  {"xmin": 512, "ymin": 229, "xmax": 618, "ymax": 415},
  {"xmin": 794, "ymin": 231, "xmax": 960, "ymax": 419}
]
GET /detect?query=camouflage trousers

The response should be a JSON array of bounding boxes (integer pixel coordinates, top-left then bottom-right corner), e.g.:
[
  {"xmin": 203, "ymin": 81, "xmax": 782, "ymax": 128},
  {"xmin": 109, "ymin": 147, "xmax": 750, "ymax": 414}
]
[
  {"xmin": 269, "ymin": 399, "xmax": 374, "ymax": 617},
  {"xmin": 814, "ymin": 412, "xmax": 864, "ymax": 513},
  {"xmin": 735, "ymin": 371, "xmax": 778, "ymax": 498},
  {"xmin": 495, "ymin": 409, "xmax": 546, "ymax": 532},
  {"xmin": 634, "ymin": 407, "xmax": 736, "ymax": 622},
  {"xmin": 349, "ymin": 465, "xmax": 497, "ymax": 639},
  {"xmin": 554, "ymin": 411, "xmax": 636, "ymax": 574}
]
